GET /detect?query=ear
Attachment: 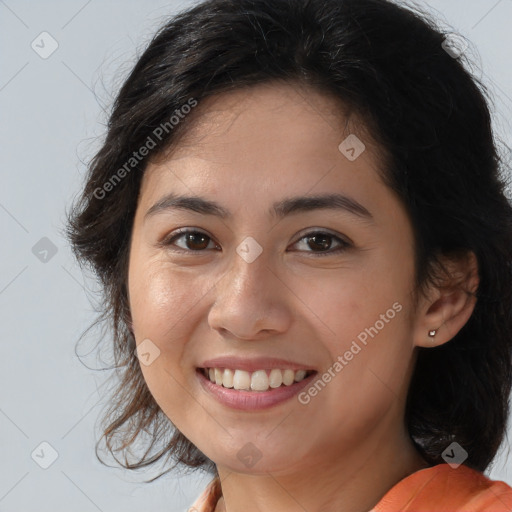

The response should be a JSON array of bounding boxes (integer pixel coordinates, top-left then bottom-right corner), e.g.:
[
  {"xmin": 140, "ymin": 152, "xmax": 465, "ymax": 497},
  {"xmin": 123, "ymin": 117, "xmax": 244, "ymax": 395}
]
[{"xmin": 412, "ymin": 250, "xmax": 479, "ymax": 348}]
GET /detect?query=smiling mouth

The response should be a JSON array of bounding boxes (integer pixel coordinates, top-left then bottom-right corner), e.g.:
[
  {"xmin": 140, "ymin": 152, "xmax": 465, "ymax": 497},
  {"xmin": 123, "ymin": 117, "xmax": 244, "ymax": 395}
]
[{"xmin": 198, "ymin": 367, "xmax": 317, "ymax": 392}]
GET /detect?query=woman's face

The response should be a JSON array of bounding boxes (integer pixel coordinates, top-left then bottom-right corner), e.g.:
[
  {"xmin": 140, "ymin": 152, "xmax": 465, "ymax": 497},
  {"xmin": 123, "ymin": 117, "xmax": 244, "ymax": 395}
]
[{"xmin": 127, "ymin": 82, "xmax": 421, "ymax": 474}]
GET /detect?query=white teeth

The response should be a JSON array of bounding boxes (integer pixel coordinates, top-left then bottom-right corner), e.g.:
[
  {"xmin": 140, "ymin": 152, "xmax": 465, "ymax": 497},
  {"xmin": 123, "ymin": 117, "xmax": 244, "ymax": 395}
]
[
  {"xmin": 294, "ymin": 370, "xmax": 307, "ymax": 382},
  {"xmin": 282, "ymin": 369, "xmax": 295, "ymax": 386},
  {"xmin": 204, "ymin": 367, "xmax": 311, "ymax": 391},
  {"xmin": 233, "ymin": 369, "xmax": 251, "ymax": 390},
  {"xmin": 250, "ymin": 370, "xmax": 269, "ymax": 391},
  {"xmin": 268, "ymin": 368, "xmax": 283, "ymax": 388},
  {"xmin": 222, "ymin": 368, "xmax": 234, "ymax": 388}
]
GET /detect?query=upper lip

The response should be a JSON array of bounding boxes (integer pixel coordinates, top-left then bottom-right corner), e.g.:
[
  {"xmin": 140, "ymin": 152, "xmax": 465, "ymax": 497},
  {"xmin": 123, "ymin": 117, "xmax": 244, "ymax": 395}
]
[{"xmin": 199, "ymin": 356, "xmax": 316, "ymax": 372}]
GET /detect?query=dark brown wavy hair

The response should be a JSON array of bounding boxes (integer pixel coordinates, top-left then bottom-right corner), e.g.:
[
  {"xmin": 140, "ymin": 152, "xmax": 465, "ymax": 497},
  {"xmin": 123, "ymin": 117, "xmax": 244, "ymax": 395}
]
[{"xmin": 65, "ymin": 0, "xmax": 512, "ymax": 482}]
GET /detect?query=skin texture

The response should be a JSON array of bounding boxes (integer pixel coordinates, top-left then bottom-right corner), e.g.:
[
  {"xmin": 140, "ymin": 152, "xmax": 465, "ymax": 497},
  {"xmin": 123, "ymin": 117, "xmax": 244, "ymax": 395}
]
[{"xmin": 127, "ymin": 82, "xmax": 479, "ymax": 512}]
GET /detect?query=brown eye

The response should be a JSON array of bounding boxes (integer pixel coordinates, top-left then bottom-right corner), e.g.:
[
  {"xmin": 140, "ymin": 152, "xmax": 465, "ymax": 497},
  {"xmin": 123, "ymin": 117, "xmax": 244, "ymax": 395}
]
[
  {"xmin": 291, "ymin": 231, "xmax": 351, "ymax": 256},
  {"xmin": 306, "ymin": 233, "xmax": 332, "ymax": 251},
  {"xmin": 163, "ymin": 229, "xmax": 218, "ymax": 251}
]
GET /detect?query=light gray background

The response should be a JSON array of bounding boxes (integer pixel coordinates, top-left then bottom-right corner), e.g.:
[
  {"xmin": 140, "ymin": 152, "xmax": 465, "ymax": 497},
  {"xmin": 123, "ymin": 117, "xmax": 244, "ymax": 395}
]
[{"xmin": 1, "ymin": 1, "xmax": 512, "ymax": 511}]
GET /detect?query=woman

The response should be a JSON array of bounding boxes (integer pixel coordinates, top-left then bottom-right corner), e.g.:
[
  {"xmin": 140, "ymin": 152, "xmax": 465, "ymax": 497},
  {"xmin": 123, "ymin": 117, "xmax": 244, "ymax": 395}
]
[{"xmin": 66, "ymin": 0, "xmax": 512, "ymax": 510}]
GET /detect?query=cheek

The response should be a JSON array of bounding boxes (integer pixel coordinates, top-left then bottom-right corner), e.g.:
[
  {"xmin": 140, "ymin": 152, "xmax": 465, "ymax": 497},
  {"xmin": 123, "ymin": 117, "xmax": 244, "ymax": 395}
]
[
  {"xmin": 307, "ymin": 295, "xmax": 414, "ymax": 441},
  {"xmin": 315, "ymin": 261, "xmax": 410, "ymax": 347},
  {"xmin": 127, "ymin": 260, "xmax": 205, "ymax": 428},
  {"xmin": 127, "ymin": 258, "xmax": 201, "ymax": 380},
  {"xmin": 312, "ymin": 251, "xmax": 415, "ymax": 399},
  {"xmin": 128, "ymin": 256, "xmax": 209, "ymax": 342}
]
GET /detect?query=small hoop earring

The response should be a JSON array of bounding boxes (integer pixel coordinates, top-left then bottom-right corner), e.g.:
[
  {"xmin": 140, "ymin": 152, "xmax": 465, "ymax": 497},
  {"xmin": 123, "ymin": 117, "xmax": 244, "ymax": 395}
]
[{"xmin": 428, "ymin": 329, "xmax": 437, "ymax": 338}]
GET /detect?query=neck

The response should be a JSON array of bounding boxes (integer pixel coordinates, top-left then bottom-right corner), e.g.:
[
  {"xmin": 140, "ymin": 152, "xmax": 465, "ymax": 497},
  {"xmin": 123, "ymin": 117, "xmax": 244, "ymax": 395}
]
[{"xmin": 214, "ymin": 425, "xmax": 429, "ymax": 512}]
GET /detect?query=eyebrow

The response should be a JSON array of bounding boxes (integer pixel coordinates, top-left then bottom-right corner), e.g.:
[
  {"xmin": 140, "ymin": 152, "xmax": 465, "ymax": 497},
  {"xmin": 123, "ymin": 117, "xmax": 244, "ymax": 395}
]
[{"xmin": 144, "ymin": 192, "xmax": 373, "ymax": 222}]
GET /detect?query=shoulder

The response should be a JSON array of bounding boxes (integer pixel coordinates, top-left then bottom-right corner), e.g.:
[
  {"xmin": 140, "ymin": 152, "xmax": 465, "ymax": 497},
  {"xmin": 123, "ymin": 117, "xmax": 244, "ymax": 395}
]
[
  {"xmin": 189, "ymin": 476, "xmax": 222, "ymax": 512},
  {"xmin": 372, "ymin": 463, "xmax": 512, "ymax": 512}
]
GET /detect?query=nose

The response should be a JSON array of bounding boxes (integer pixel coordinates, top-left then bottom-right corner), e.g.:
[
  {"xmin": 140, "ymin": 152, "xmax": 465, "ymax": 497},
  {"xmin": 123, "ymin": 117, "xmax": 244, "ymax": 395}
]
[{"xmin": 207, "ymin": 248, "xmax": 293, "ymax": 341}]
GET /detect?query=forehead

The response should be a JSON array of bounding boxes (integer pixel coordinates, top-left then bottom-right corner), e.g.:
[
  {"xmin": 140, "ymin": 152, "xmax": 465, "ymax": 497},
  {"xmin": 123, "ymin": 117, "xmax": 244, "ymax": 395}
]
[
  {"xmin": 161, "ymin": 81, "xmax": 367, "ymax": 161},
  {"xmin": 137, "ymin": 81, "xmax": 389, "ymax": 215}
]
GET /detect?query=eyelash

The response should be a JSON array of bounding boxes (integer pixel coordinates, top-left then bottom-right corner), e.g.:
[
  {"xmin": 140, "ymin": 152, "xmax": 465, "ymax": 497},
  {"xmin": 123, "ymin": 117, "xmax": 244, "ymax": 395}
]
[{"xmin": 160, "ymin": 228, "xmax": 352, "ymax": 256}]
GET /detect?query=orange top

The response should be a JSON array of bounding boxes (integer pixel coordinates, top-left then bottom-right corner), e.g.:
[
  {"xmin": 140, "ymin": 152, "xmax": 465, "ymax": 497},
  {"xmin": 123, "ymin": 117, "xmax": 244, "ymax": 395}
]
[{"xmin": 189, "ymin": 463, "xmax": 512, "ymax": 512}]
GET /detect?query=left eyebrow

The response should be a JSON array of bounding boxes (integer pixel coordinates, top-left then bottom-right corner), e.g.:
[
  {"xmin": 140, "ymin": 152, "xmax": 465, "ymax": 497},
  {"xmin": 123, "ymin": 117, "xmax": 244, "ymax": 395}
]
[{"xmin": 144, "ymin": 192, "xmax": 374, "ymax": 222}]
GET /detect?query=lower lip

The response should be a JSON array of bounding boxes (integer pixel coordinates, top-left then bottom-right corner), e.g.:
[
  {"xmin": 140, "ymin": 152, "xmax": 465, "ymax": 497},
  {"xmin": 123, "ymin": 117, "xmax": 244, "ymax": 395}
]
[{"xmin": 196, "ymin": 369, "xmax": 317, "ymax": 410}]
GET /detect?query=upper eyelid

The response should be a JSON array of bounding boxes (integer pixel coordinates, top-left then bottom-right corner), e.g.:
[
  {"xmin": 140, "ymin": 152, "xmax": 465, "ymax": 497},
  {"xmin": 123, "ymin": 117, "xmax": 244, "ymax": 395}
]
[{"xmin": 293, "ymin": 227, "xmax": 351, "ymax": 243}]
